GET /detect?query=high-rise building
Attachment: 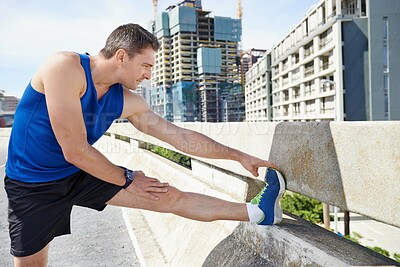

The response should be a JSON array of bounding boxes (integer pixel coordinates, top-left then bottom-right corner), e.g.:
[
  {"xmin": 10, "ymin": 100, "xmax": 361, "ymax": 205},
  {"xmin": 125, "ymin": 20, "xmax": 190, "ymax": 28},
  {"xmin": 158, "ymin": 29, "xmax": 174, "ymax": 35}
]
[
  {"xmin": 135, "ymin": 81, "xmax": 152, "ymax": 106},
  {"xmin": 150, "ymin": 0, "xmax": 244, "ymax": 122},
  {"xmin": 239, "ymin": 48, "xmax": 267, "ymax": 91},
  {"xmin": 246, "ymin": 0, "xmax": 400, "ymax": 122},
  {"xmin": 272, "ymin": 0, "xmax": 400, "ymax": 122}
]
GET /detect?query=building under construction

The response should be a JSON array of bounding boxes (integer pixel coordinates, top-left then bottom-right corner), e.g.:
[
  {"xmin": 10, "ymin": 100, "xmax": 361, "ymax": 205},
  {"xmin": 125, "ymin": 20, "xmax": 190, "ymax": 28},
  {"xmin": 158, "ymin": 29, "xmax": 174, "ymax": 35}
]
[{"xmin": 149, "ymin": 0, "xmax": 244, "ymax": 122}]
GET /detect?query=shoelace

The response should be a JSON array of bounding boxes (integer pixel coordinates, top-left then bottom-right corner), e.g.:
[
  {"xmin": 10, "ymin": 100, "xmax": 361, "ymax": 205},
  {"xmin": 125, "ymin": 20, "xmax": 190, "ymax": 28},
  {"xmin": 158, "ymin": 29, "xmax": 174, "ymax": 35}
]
[{"xmin": 251, "ymin": 183, "xmax": 269, "ymax": 205}]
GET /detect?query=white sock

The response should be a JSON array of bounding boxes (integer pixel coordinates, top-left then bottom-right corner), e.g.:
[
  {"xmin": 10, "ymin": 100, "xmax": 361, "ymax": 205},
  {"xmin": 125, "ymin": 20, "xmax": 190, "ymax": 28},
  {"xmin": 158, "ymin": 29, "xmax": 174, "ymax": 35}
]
[{"xmin": 246, "ymin": 203, "xmax": 264, "ymax": 223}]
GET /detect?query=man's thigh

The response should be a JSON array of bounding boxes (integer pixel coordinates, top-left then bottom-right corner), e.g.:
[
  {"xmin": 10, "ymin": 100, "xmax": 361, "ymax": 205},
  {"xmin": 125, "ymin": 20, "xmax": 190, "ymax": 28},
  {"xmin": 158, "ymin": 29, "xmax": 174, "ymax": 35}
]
[
  {"xmin": 4, "ymin": 171, "xmax": 121, "ymax": 257},
  {"xmin": 107, "ymin": 185, "xmax": 182, "ymax": 213},
  {"xmin": 14, "ymin": 244, "xmax": 50, "ymax": 267}
]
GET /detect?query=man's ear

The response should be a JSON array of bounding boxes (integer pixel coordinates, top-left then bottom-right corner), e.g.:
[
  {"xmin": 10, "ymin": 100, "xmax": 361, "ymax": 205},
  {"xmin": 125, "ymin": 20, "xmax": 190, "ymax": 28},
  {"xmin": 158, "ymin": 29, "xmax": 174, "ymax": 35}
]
[{"xmin": 115, "ymin": 49, "xmax": 126, "ymax": 63}]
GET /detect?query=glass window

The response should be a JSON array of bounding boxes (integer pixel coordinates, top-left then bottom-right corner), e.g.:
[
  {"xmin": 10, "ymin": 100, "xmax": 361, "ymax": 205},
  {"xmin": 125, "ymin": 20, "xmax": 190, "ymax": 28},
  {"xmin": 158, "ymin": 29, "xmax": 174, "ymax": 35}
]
[
  {"xmin": 383, "ymin": 73, "xmax": 389, "ymax": 92},
  {"xmin": 383, "ymin": 17, "xmax": 389, "ymax": 120},
  {"xmin": 384, "ymin": 93, "xmax": 388, "ymax": 120},
  {"xmin": 383, "ymin": 17, "xmax": 388, "ymax": 40}
]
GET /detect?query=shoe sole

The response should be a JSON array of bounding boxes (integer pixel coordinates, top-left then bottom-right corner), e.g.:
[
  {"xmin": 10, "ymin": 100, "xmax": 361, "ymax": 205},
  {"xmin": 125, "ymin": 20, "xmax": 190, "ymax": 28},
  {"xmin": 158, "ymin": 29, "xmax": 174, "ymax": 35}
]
[{"xmin": 273, "ymin": 170, "xmax": 286, "ymax": 224}]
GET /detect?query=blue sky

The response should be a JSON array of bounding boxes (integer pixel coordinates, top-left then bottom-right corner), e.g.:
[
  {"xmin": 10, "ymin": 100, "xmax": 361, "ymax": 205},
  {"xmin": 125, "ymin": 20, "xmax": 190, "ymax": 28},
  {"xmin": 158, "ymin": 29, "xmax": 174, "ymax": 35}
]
[{"xmin": 0, "ymin": 0, "xmax": 318, "ymax": 97}]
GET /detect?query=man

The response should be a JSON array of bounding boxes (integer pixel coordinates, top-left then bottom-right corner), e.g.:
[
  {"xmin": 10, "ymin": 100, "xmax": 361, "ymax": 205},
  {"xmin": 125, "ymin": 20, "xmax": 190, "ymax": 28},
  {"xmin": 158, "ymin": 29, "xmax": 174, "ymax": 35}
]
[{"xmin": 4, "ymin": 23, "xmax": 285, "ymax": 267}]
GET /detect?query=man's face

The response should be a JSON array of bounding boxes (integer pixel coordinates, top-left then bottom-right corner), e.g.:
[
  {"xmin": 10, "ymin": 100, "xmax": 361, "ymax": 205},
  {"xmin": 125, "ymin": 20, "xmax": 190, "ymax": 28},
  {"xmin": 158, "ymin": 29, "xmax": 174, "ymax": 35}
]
[{"xmin": 121, "ymin": 47, "xmax": 155, "ymax": 90}]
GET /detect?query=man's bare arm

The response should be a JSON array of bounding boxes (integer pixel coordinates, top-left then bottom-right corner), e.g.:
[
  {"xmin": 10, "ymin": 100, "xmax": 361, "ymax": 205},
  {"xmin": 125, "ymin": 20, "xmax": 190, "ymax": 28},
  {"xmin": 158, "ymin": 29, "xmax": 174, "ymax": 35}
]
[
  {"xmin": 126, "ymin": 93, "xmax": 278, "ymax": 176},
  {"xmin": 40, "ymin": 54, "xmax": 167, "ymax": 200}
]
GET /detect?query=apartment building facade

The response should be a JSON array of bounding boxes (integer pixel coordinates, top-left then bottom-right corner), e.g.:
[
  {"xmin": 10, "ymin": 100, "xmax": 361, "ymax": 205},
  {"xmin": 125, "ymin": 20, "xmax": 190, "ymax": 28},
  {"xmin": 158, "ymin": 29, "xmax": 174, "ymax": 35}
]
[
  {"xmin": 0, "ymin": 94, "xmax": 19, "ymax": 127},
  {"xmin": 245, "ymin": 52, "xmax": 272, "ymax": 122},
  {"xmin": 150, "ymin": 0, "xmax": 244, "ymax": 122},
  {"xmin": 246, "ymin": 0, "xmax": 400, "ymax": 122}
]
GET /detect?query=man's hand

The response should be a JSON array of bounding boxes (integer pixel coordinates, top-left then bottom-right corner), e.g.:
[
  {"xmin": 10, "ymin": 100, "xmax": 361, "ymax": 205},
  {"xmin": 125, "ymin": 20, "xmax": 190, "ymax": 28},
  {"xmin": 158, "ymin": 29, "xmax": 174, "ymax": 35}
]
[
  {"xmin": 125, "ymin": 171, "xmax": 169, "ymax": 201},
  {"xmin": 239, "ymin": 154, "xmax": 280, "ymax": 177}
]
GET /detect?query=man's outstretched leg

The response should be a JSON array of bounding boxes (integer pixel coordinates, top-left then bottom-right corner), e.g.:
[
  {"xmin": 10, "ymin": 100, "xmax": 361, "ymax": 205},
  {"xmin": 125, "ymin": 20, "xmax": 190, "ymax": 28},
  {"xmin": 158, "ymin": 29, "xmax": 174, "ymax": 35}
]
[
  {"xmin": 14, "ymin": 244, "xmax": 49, "ymax": 267},
  {"xmin": 107, "ymin": 168, "xmax": 285, "ymax": 225}
]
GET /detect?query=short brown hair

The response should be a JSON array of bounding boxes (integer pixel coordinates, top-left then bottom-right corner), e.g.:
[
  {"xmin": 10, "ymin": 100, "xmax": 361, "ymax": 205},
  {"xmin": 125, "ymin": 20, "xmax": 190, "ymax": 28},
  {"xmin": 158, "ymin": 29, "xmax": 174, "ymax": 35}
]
[{"xmin": 100, "ymin": 23, "xmax": 160, "ymax": 59}]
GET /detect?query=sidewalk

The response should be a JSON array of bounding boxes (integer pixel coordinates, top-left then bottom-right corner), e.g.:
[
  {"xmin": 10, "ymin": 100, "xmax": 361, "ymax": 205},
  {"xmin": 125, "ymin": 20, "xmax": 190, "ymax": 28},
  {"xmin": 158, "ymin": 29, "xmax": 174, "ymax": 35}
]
[
  {"xmin": 0, "ymin": 131, "xmax": 141, "ymax": 267},
  {"xmin": 334, "ymin": 212, "xmax": 400, "ymax": 258}
]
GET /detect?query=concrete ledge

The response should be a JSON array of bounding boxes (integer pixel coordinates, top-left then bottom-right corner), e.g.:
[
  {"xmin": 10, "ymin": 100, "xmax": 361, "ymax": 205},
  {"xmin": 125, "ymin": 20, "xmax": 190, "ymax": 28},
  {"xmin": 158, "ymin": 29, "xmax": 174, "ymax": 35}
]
[
  {"xmin": 95, "ymin": 136, "xmax": 241, "ymax": 267},
  {"xmin": 107, "ymin": 121, "xmax": 400, "ymax": 228},
  {"xmin": 96, "ymin": 135, "xmax": 399, "ymax": 267},
  {"xmin": 203, "ymin": 215, "xmax": 400, "ymax": 267}
]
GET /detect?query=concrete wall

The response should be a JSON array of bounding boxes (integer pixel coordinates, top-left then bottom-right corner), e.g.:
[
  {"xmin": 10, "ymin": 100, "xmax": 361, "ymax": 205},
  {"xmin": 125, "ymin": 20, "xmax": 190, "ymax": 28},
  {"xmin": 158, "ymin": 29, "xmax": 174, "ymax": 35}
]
[
  {"xmin": 101, "ymin": 121, "xmax": 400, "ymax": 266},
  {"xmin": 108, "ymin": 121, "xmax": 400, "ymax": 228}
]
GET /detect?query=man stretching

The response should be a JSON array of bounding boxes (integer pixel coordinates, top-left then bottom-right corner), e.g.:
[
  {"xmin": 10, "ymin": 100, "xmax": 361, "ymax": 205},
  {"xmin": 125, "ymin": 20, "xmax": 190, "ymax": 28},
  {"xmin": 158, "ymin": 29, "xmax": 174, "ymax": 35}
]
[{"xmin": 4, "ymin": 23, "xmax": 285, "ymax": 267}]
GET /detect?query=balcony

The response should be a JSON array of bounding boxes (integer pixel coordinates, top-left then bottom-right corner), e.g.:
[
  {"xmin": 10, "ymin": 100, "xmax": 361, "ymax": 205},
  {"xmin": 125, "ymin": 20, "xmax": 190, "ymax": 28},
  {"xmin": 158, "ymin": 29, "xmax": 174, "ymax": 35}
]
[
  {"xmin": 304, "ymin": 66, "xmax": 314, "ymax": 77},
  {"xmin": 304, "ymin": 47, "xmax": 314, "ymax": 58},
  {"xmin": 320, "ymin": 61, "xmax": 334, "ymax": 71},
  {"xmin": 320, "ymin": 37, "xmax": 333, "ymax": 50}
]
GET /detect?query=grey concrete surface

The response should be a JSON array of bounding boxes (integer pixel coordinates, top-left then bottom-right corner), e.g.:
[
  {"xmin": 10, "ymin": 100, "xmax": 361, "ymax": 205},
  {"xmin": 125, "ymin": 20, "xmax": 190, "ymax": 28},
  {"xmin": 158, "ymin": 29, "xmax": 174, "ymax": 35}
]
[
  {"xmin": 0, "ymin": 129, "xmax": 140, "ymax": 267},
  {"xmin": 98, "ymin": 134, "xmax": 400, "ymax": 267},
  {"xmin": 203, "ymin": 215, "xmax": 400, "ymax": 267},
  {"xmin": 108, "ymin": 121, "xmax": 400, "ymax": 228}
]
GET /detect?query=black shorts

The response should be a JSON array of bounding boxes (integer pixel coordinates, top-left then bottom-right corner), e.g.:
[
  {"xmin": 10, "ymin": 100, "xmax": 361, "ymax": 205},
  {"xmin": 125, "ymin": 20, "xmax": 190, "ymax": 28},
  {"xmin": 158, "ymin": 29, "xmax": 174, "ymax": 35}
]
[{"xmin": 4, "ymin": 170, "xmax": 122, "ymax": 257}]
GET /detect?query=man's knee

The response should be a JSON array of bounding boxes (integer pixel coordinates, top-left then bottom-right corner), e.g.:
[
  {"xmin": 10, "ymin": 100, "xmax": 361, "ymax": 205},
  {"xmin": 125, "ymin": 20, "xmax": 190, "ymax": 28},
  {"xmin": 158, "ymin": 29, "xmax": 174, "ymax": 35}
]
[
  {"xmin": 14, "ymin": 244, "xmax": 49, "ymax": 267},
  {"xmin": 153, "ymin": 186, "xmax": 184, "ymax": 212}
]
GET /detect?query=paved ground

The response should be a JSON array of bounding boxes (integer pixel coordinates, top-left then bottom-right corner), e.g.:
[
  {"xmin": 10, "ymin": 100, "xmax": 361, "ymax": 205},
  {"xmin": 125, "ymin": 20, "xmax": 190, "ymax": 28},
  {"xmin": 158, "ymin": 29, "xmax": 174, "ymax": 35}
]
[
  {"xmin": 335, "ymin": 213, "xmax": 400, "ymax": 258},
  {"xmin": 0, "ymin": 129, "xmax": 140, "ymax": 267}
]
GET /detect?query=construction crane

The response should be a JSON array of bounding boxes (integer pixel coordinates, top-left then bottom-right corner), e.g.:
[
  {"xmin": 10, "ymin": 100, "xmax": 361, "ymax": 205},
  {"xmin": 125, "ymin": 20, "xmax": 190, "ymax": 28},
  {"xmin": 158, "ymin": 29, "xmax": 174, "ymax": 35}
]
[
  {"xmin": 237, "ymin": 0, "xmax": 245, "ymax": 91},
  {"xmin": 152, "ymin": 0, "xmax": 158, "ymax": 20},
  {"xmin": 237, "ymin": 0, "xmax": 242, "ymax": 20}
]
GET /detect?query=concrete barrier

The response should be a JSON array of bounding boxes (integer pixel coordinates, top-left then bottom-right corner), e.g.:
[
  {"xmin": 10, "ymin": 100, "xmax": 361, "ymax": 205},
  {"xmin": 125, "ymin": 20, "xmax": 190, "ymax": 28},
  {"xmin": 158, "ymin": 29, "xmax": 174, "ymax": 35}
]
[
  {"xmin": 98, "ymin": 121, "xmax": 400, "ymax": 266},
  {"xmin": 95, "ymin": 136, "xmax": 242, "ymax": 267},
  {"xmin": 107, "ymin": 121, "xmax": 400, "ymax": 228}
]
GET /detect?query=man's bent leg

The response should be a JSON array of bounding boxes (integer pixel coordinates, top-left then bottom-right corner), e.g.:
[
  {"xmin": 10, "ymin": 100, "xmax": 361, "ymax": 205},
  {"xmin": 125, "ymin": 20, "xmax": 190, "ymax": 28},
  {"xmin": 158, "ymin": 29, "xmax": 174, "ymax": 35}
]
[
  {"xmin": 14, "ymin": 244, "xmax": 50, "ymax": 267},
  {"xmin": 107, "ymin": 186, "xmax": 249, "ymax": 222}
]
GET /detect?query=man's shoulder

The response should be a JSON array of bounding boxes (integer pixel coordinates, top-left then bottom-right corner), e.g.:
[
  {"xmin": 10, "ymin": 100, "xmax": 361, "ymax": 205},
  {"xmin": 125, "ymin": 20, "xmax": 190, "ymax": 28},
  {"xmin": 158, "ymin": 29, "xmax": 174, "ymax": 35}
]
[
  {"xmin": 45, "ymin": 51, "xmax": 81, "ymax": 68},
  {"xmin": 40, "ymin": 51, "xmax": 85, "ymax": 81},
  {"xmin": 32, "ymin": 52, "xmax": 84, "ymax": 93}
]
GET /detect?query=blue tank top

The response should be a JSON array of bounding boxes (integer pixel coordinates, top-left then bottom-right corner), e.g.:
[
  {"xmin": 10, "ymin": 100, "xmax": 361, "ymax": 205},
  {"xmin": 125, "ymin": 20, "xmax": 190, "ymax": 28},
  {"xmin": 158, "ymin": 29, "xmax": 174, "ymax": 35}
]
[{"xmin": 6, "ymin": 53, "xmax": 124, "ymax": 182}]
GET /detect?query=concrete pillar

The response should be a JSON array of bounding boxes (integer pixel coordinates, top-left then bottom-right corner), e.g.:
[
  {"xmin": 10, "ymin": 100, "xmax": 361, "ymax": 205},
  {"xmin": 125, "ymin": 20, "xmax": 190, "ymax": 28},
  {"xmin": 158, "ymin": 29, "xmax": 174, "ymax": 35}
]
[
  {"xmin": 300, "ymin": 83, "xmax": 305, "ymax": 98},
  {"xmin": 336, "ymin": 0, "xmax": 342, "ymax": 15},
  {"xmin": 299, "ymin": 46, "xmax": 305, "ymax": 61},
  {"xmin": 323, "ymin": 203, "xmax": 331, "ymax": 229},
  {"xmin": 288, "ymin": 54, "xmax": 293, "ymax": 68},
  {"xmin": 314, "ymin": 35, "xmax": 320, "ymax": 54},
  {"xmin": 332, "ymin": 20, "xmax": 344, "ymax": 121},
  {"xmin": 300, "ymin": 100, "xmax": 306, "ymax": 117},
  {"xmin": 314, "ymin": 57, "xmax": 320, "ymax": 75},
  {"xmin": 327, "ymin": 0, "xmax": 334, "ymax": 18},
  {"xmin": 315, "ymin": 98, "xmax": 321, "ymax": 116}
]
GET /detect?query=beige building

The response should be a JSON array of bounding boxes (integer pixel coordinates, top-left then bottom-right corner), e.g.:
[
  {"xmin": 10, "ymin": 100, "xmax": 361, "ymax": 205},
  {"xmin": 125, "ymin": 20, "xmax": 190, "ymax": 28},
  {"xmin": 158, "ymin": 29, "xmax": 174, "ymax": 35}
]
[
  {"xmin": 246, "ymin": 0, "xmax": 400, "ymax": 122},
  {"xmin": 245, "ymin": 52, "xmax": 272, "ymax": 122}
]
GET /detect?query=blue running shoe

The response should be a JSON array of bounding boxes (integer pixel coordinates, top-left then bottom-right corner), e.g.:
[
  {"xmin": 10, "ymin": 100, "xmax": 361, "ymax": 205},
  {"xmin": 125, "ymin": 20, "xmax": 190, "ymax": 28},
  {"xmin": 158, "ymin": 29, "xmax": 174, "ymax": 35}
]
[{"xmin": 250, "ymin": 168, "xmax": 286, "ymax": 225}]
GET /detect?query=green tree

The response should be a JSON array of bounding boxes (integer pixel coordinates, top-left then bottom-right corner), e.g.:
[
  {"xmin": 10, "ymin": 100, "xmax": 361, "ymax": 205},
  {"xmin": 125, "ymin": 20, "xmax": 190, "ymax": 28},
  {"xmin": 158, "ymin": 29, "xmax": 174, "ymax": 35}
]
[{"xmin": 281, "ymin": 192, "xmax": 324, "ymax": 223}]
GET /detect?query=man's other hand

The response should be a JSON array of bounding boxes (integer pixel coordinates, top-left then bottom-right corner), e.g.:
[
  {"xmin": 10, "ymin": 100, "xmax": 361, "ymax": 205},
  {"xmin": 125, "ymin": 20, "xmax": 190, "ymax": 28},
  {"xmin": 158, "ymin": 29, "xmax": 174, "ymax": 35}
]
[{"xmin": 125, "ymin": 171, "xmax": 169, "ymax": 200}]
